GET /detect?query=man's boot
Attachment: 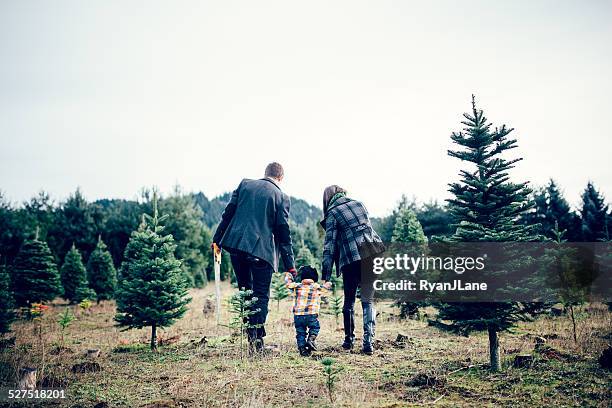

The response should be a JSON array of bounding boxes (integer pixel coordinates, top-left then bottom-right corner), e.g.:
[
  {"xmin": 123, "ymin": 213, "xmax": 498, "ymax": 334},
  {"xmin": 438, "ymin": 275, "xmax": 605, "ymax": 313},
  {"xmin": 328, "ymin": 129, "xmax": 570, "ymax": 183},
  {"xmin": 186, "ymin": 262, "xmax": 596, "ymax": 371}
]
[
  {"xmin": 362, "ymin": 302, "xmax": 376, "ymax": 355},
  {"xmin": 247, "ymin": 329, "xmax": 264, "ymax": 355},
  {"xmin": 342, "ymin": 310, "xmax": 355, "ymax": 350},
  {"xmin": 306, "ymin": 334, "xmax": 317, "ymax": 352}
]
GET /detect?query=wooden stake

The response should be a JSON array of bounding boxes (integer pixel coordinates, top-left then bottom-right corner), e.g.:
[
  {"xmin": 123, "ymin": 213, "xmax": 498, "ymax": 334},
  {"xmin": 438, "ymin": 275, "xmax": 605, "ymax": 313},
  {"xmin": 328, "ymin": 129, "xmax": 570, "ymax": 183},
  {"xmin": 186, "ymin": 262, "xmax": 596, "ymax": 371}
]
[{"xmin": 213, "ymin": 243, "xmax": 222, "ymax": 325}]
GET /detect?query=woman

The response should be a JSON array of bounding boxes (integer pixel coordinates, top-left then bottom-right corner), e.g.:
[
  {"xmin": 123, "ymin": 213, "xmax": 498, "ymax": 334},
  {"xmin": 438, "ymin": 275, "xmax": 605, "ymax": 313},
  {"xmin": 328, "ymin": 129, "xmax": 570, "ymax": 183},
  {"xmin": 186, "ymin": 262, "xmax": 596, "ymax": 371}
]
[{"xmin": 320, "ymin": 185, "xmax": 385, "ymax": 355}]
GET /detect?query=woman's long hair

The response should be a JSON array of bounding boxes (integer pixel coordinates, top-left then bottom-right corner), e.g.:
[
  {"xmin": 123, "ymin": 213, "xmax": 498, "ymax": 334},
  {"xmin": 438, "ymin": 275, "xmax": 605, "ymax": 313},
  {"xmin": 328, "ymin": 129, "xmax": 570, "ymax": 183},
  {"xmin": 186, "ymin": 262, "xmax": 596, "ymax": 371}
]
[{"xmin": 323, "ymin": 185, "xmax": 347, "ymax": 215}]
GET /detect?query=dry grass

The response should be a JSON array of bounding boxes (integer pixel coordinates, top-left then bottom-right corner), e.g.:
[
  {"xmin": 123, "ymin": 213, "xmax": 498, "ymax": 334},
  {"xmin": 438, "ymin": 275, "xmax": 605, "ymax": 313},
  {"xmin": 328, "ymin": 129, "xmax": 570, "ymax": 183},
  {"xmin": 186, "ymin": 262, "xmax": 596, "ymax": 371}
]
[{"xmin": 1, "ymin": 284, "xmax": 610, "ymax": 407}]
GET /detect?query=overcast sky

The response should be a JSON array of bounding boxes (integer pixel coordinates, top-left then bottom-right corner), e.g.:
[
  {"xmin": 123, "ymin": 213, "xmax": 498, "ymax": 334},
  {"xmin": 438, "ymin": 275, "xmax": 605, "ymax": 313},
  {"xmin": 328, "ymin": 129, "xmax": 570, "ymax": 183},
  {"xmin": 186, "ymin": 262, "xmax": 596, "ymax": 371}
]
[{"xmin": 1, "ymin": 0, "xmax": 610, "ymax": 216}]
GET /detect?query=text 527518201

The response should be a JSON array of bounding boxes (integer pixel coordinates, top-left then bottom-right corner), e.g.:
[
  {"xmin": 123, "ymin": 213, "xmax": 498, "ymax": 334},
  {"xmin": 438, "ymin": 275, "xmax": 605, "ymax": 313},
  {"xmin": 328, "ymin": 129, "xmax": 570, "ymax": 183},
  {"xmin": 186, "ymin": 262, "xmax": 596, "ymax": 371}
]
[{"xmin": 3, "ymin": 388, "xmax": 66, "ymax": 401}]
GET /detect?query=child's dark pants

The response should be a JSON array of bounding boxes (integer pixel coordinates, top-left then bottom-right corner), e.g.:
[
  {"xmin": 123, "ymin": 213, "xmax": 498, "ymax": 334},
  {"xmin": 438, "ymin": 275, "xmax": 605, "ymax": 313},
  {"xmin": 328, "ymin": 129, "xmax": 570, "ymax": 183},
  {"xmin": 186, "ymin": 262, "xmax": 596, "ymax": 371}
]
[{"xmin": 294, "ymin": 314, "xmax": 320, "ymax": 348}]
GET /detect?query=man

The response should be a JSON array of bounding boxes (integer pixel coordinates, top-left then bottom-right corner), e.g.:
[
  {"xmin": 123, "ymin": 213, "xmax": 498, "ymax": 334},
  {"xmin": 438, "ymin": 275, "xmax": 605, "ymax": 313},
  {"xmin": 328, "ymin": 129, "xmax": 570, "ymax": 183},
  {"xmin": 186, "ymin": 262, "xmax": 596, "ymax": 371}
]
[{"xmin": 212, "ymin": 162, "xmax": 296, "ymax": 352}]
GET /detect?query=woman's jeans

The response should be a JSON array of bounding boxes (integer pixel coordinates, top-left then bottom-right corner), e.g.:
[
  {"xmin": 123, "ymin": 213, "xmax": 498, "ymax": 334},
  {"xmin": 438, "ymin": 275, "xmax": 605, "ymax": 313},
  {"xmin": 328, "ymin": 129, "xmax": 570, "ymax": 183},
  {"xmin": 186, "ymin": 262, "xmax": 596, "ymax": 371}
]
[{"xmin": 342, "ymin": 257, "xmax": 376, "ymax": 346}]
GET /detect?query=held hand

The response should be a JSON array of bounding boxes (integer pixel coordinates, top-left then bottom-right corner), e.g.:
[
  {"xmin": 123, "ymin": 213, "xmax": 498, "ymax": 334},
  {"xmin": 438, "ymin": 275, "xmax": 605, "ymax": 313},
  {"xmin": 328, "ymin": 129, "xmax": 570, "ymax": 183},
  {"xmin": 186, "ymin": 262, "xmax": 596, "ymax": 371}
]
[
  {"xmin": 323, "ymin": 281, "xmax": 332, "ymax": 290},
  {"xmin": 288, "ymin": 267, "xmax": 297, "ymax": 278}
]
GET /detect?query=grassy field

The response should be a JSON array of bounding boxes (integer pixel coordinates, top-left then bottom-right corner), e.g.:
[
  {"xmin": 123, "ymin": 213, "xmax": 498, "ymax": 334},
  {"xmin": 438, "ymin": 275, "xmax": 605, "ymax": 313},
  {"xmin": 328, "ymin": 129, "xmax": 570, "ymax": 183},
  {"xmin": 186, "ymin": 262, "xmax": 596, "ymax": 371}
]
[{"xmin": 1, "ymin": 283, "xmax": 610, "ymax": 407}]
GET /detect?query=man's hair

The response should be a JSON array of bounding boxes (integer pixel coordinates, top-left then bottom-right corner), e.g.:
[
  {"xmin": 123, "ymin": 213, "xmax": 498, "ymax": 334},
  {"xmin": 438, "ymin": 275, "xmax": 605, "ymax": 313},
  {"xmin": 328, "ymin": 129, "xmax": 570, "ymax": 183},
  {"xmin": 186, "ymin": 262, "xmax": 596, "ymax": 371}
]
[
  {"xmin": 264, "ymin": 162, "xmax": 284, "ymax": 179},
  {"xmin": 299, "ymin": 265, "xmax": 318, "ymax": 282}
]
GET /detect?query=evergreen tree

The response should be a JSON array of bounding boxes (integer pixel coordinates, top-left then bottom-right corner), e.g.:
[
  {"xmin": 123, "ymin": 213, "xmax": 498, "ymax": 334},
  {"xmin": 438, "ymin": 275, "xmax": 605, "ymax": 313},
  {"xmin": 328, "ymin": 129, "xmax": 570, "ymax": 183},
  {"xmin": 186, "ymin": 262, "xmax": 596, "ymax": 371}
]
[
  {"xmin": 12, "ymin": 233, "xmax": 62, "ymax": 306},
  {"xmin": 60, "ymin": 244, "xmax": 95, "ymax": 303},
  {"xmin": 391, "ymin": 207, "xmax": 427, "ymax": 318},
  {"xmin": 416, "ymin": 201, "xmax": 454, "ymax": 239},
  {"xmin": 541, "ymin": 223, "xmax": 589, "ymax": 343},
  {"xmin": 295, "ymin": 243, "xmax": 316, "ymax": 269},
  {"xmin": 159, "ymin": 188, "xmax": 208, "ymax": 286},
  {"xmin": 228, "ymin": 288, "xmax": 261, "ymax": 360},
  {"xmin": 115, "ymin": 194, "xmax": 191, "ymax": 350},
  {"xmin": 87, "ymin": 236, "xmax": 117, "ymax": 302},
  {"xmin": 392, "ymin": 207, "xmax": 428, "ymax": 245},
  {"xmin": 0, "ymin": 265, "xmax": 15, "ymax": 334},
  {"xmin": 372, "ymin": 195, "xmax": 414, "ymax": 242},
  {"xmin": 436, "ymin": 96, "xmax": 540, "ymax": 372},
  {"xmin": 47, "ymin": 188, "xmax": 99, "ymax": 263},
  {"xmin": 580, "ymin": 182, "xmax": 608, "ymax": 241},
  {"xmin": 271, "ymin": 272, "xmax": 290, "ymax": 311},
  {"xmin": 522, "ymin": 180, "xmax": 581, "ymax": 241}
]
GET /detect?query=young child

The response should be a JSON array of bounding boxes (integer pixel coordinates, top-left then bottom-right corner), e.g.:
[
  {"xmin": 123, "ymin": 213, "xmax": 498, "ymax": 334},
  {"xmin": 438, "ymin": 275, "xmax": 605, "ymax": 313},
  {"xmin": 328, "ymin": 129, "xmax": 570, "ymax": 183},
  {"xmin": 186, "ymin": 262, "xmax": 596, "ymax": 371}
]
[{"xmin": 284, "ymin": 265, "xmax": 331, "ymax": 356}]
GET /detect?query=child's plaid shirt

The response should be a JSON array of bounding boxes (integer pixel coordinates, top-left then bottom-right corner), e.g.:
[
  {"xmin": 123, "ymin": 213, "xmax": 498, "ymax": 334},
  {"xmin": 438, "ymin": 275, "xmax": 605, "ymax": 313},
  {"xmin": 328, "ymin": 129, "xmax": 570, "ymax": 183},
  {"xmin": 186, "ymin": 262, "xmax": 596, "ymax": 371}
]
[{"xmin": 284, "ymin": 273, "xmax": 327, "ymax": 315}]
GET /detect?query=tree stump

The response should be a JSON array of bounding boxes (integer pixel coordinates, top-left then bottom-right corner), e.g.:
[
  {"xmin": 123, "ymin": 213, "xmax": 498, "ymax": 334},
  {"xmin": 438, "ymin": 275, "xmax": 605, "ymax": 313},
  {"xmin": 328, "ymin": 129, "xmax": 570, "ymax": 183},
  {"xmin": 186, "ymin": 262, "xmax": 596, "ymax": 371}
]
[
  {"xmin": 202, "ymin": 298, "xmax": 214, "ymax": 316},
  {"xmin": 18, "ymin": 367, "xmax": 37, "ymax": 389},
  {"xmin": 87, "ymin": 349, "xmax": 101, "ymax": 358},
  {"xmin": 513, "ymin": 354, "xmax": 534, "ymax": 368},
  {"xmin": 71, "ymin": 362, "xmax": 102, "ymax": 373},
  {"xmin": 396, "ymin": 333, "xmax": 410, "ymax": 344}
]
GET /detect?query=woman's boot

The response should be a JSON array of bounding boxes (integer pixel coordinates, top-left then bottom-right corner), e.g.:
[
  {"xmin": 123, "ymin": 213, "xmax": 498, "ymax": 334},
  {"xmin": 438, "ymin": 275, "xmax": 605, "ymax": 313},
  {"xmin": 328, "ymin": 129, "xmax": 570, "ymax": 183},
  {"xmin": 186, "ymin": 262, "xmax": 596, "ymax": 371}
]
[
  {"xmin": 342, "ymin": 310, "xmax": 355, "ymax": 349},
  {"xmin": 362, "ymin": 302, "xmax": 376, "ymax": 355}
]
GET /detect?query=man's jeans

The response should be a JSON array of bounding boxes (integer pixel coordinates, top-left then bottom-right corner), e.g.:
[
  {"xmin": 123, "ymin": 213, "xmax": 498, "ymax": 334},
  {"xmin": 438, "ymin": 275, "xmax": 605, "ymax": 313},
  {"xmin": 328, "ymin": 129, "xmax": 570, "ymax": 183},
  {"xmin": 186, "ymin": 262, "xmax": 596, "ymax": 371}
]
[
  {"xmin": 294, "ymin": 314, "xmax": 320, "ymax": 348},
  {"xmin": 230, "ymin": 252, "xmax": 274, "ymax": 341}
]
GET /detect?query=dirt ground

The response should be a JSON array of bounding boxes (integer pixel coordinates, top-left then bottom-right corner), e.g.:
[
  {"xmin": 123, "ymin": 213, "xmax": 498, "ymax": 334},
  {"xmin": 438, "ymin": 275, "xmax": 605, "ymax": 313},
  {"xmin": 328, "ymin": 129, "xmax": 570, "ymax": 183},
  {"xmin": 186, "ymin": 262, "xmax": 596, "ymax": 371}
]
[{"xmin": 1, "ymin": 283, "xmax": 610, "ymax": 407}]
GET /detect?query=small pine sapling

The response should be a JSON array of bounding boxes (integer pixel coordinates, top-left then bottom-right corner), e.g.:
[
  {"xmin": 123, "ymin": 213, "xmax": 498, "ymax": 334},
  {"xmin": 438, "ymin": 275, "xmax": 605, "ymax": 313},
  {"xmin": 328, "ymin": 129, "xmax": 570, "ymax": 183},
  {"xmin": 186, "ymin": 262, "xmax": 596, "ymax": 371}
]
[
  {"xmin": 271, "ymin": 272, "xmax": 290, "ymax": 311},
  {"xmin": 57, "ymin": 308, "xmax": 75, "ymax": 348},
  {"xmin": 228, "ymin": 288, "xmax": 261, "ymax": 360},
  {"xmin": 328, "ymin": 293, "xmax": 343, "ymax": 328},
  {"xmin": 321, "ymin": 357, "xmax": 344, "ymax": 403}
]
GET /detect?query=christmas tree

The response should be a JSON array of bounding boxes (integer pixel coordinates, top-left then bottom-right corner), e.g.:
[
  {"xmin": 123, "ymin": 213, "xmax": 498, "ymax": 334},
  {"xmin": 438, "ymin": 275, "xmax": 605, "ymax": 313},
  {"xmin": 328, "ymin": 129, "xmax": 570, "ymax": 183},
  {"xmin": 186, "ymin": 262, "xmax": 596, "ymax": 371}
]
[
  {"xmin": 391, "ymin": 207, "xmax": 428, "ymax": 318},
  {"xmin": 61, "ymin": 244, "xmax": 95, "ymax": 303},
  {"xmin": 522, "ymin": 180, "xmax": 581, "ymax": 241},
  {"xmin": 580, "ymin": 182, "xmax": 608, "ymax": 242},
  {"xmin": 87, "ymin": 236, "xmax": 117, "ymax": 302},
  {"xmin": 271, "ymin": 272, "xmax": 290, "ymax": 311},
  {"xmin": 228, "ymin": 288, "xmax": 261, "ymax": 360},
  {"xmin": 0, "ymin": 265, "xmax": 15, "ymax": 334},
  {"xmin": 437, "ymin": 96, "xmax": 539, "ymax": 372},
  {"xmin": 392, "ymin": 207, "xmax": 428, "ymax": 245},
  {"xmin": 12, "ymin": 232, "xmax": 62, "ymax": 307},
  {"xmin": 115, "ymin": 193, "xmax": 191, "ymax": 350},
  {"xmin": 295, "ymin": 243, "xmax": 316, "ymax": 269}
]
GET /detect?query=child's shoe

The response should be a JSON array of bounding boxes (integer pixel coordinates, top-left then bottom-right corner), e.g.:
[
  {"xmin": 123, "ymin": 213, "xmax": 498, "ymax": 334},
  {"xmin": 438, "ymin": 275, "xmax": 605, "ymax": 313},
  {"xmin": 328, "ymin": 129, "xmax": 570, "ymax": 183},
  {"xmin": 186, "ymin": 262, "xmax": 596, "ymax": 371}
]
[{"xmin": 306, "ymin": 334, "xmax": 317, "ymax": 352}]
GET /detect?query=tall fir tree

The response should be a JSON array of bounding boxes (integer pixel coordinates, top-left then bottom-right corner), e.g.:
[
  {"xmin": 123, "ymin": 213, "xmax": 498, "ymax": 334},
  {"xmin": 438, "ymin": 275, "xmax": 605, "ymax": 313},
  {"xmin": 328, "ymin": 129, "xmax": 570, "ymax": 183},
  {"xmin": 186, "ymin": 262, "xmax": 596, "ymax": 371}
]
[
  {"xmin": 61, "ymin": 244, "xmax": 95, "ymax": 303},
  {"xmin": 580, "ymin": 182, "xmax": 608, "ymax": 242},
  {"xmin": 522, "ymin": 180, "xmax": 581, "ymax": 241},
  {"xmin": 437, "ymin": 96, "xmax": 540, "ymax": 372},
  {"xmin": 0, "ymin": 265, "xmax": 15, "ymax": 334},
  {"xmin": 158, "ymin": 188, "xmax": 208, "ymax": 286},
  {"xmin": 87, "ymin": 236, "xmax": 117, "ymax": 302},
  {"xmin": 12, "ymin": 232, "xmax": 62, "ymax": 306},
  {"xmin": 47, "ymin": 188, "xmax": 99, "ymax": 263},
  {"xmin": 115, "ymin": 193, "xmax": 191, "ymax": 350}
]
